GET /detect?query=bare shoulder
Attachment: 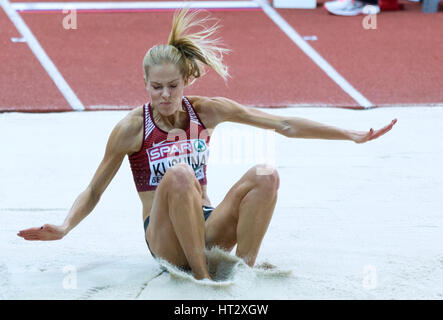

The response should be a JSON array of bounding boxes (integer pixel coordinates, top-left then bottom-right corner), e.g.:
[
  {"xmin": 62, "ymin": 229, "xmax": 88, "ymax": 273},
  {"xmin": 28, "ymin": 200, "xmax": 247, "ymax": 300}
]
[
  {"xmin": 108, "ymin": 106, "xmax": 144, "ymax": 156},
  {"xmin": 187, "ymin": 95, "xmax": 240, "ymax": 129},
  {"xmin": 187, "ymin": 96, "xmax": 286, "ymax": 132},
  {"xmin": 123, "ymin": 105, "xmax": 144, "ymax": 130}
]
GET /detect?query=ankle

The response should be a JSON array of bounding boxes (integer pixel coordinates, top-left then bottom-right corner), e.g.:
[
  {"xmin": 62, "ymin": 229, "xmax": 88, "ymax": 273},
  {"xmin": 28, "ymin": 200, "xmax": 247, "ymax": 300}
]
[
  {"xmin": 192, "ymin": 269, "xmax": 212, "ymax": 280},
  {"xmin": 188, "ymin": 252, "xmax": 211, "ymax": 280}
]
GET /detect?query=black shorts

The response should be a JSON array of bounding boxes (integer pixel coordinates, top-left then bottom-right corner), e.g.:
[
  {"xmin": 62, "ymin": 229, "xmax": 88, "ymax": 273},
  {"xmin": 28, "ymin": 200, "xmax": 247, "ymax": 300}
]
[{"xmin": 143, "ymin": 205, "xmax": 215, "ymax": 258}]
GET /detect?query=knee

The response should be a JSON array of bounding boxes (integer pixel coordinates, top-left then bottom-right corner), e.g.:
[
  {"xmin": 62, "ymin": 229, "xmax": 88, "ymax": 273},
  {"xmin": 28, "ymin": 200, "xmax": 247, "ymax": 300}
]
[
  {"xmin": 163, "ymin": 163, "xmax": 201, "ymax": 195},
  {"xmin": 252, "ymin": 164, "xmax": 280, "ymax": 194}
]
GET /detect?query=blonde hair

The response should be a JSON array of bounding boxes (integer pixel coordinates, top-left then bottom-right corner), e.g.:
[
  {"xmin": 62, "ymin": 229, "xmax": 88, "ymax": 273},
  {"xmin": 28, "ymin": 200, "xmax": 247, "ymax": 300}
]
[{"xmin": 143, "ymin": 8, "xmax": 230, "ymax": 85}]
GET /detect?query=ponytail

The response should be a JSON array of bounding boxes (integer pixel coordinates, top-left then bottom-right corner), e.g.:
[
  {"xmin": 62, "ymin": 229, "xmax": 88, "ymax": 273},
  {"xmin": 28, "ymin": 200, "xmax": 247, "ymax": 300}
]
[{"xmin": 143, "ymin": 8, "xmax": 230, "ymax": 85}]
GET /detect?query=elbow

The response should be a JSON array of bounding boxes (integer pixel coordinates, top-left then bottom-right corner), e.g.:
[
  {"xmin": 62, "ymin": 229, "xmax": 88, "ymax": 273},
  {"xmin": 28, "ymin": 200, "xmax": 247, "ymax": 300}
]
[{"xmin": 279, "ymin": 120, "xmax": 299, "ymax": 138}]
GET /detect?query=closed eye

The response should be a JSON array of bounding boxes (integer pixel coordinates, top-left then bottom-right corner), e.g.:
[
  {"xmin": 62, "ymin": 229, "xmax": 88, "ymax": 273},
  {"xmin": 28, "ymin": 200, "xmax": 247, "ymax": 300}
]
[{"xmin": 152, "ymin": 85, "xmax": 177, "ymax": 90}]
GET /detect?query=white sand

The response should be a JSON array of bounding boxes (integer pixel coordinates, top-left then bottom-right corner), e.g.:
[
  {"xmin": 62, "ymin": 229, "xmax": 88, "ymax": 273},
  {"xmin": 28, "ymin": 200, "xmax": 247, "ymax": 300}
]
[{"xmin": 1, "ymin": 106, "xmax": 442, "ymax": 299}]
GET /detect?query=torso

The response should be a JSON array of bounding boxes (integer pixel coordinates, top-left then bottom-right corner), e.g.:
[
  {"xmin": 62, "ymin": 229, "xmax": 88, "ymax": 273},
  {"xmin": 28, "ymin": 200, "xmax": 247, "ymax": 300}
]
[{"xmin": 126, "ymin": 96, "xmax": 215, "ymax": 222}]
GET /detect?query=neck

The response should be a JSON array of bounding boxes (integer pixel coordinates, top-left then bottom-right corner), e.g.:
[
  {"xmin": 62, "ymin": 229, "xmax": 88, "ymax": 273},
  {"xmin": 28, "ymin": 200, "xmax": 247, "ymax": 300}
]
[
  {"xmin": 153, "ymin": 103, "xmax": 187, "ymax": 130},
  {"xmin": 164, "ymin": 111, "xmax": 182, "ymax": 127}
]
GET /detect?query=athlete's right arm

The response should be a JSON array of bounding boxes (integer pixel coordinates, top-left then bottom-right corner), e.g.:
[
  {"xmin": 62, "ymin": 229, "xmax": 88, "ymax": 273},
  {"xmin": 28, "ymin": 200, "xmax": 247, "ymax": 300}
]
[{"xmin": 17, "ymin": 113, "xmax": 143, "ymax": 241}]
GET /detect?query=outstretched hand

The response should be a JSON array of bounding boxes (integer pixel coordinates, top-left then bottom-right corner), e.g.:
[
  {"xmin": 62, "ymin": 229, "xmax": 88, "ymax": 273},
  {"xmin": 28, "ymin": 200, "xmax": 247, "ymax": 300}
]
[
  {"xmin": 17, "ymin": 224, "xmax": 66, "ymax": 241},
  {"xmin": 350, "ymin": 119, "xmax": 397, "ymax": 144}
]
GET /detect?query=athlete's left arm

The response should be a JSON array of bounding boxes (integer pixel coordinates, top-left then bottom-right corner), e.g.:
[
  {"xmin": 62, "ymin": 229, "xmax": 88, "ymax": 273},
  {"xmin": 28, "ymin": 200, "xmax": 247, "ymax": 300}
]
[{"xmin": 206, "ymin": 97, "xmax": 397, "ymax": 144}]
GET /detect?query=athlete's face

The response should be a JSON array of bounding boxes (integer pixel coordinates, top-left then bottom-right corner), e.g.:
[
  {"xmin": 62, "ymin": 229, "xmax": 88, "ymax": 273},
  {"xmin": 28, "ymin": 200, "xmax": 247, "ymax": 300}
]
[{"xmin": 146, "ymin": 63, "xmax": 185, "ymax": 116}]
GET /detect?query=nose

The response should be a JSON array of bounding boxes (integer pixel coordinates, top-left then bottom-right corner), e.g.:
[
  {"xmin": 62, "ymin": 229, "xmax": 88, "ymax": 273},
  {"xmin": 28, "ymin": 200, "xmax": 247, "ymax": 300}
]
[{"xmin": 161, "ymin": 87, "xmax": 170, "ymax": 99}]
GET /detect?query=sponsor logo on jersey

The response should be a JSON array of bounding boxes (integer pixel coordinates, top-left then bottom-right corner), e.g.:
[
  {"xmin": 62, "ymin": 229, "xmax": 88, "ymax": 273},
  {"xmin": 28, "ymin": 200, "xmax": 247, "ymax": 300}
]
[{"xmin": 147, "ymin": 139, "xmax": 209, "ymax": 186}]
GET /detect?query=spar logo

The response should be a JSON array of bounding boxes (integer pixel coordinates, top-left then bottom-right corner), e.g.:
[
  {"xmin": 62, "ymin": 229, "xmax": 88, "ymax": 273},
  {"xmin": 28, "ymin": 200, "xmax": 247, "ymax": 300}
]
[
  {"xmin": 194, "ymin": 139, "xmax": 207, "ymax": 152},
  {"xmin": 148, "ymin": 139, "xmax": 207, "ymax": 161},
  {"xmin": 147, "ymin": 138, "xmax": 209, "ymax": 185}
]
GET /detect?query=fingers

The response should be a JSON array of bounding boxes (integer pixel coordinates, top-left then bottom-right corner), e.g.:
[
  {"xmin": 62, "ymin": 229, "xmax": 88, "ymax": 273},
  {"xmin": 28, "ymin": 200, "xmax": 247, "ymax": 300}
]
[
  {"xmin": 17, "ymin": 227, "xmax": 42, "ymax": 235},
  {"xmin": 368, "ymin": 118, "xmax": 397, "ymax": 141},
  {"xmin": 384, "ymin": 118, "xmax": 397, "ymax": 131},
  {"xmin": 17, "ymin": 224, "xmax": 63, "ymax": 241},
  {"xmin": 18, "ymin": 234, "xmax": 41, "ymax": 240},
  {"xmin": 17, "ymin": 226, "xmax": 44, "ymax": 240}
]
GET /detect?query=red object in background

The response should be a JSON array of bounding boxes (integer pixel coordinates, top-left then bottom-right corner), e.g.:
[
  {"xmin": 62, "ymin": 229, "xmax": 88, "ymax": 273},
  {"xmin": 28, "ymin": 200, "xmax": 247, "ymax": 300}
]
[{"xmin": 379, "ymin": 0, "xmax": 405, "ymax": 10}]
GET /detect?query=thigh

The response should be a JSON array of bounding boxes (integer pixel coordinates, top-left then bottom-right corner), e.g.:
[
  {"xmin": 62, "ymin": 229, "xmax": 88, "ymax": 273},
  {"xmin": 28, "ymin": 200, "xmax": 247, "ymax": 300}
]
[
  {"xmin": 204, "ymin": 167, "xmax": 257, "ymax": 251},
  {"xmin": 145, "ymin": 174, "xmax": 193, "ymax": 267}
]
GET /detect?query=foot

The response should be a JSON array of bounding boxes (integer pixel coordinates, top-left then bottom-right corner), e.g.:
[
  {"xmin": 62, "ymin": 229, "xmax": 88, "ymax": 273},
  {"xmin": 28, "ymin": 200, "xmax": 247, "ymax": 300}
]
[
  {"xmin": 255, "ymin": 261, "xmax": 277, "ymax": 270},
  {"xmin": 324, "ymin": 0, "xmax": 380, "ymax": 16}
]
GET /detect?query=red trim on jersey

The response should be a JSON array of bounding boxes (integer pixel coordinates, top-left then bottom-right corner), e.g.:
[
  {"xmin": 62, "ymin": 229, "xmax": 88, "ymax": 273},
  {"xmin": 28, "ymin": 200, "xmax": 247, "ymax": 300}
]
[{"xmin": 147, "ymin": 100, "xmax": 191, "ymax": 134}]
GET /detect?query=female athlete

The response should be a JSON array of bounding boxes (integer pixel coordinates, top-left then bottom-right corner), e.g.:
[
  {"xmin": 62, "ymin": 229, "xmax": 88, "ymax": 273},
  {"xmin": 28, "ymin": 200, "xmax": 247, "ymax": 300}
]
[{"xmin": 17, "ymin": 9, "xmax": 397, "ymax": 280}]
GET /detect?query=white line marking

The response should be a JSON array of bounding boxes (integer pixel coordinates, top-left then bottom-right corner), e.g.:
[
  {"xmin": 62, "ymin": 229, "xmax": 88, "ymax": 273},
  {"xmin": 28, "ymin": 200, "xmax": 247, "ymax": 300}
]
[
  {"xmin": 1, "ymin": 0, "xmax": 85, "ymax": 111},
  {"xmin": 255, "ymin": 0, "xmax": 373, "ymax": 108},
  {"xmin": 10, "ymin": 36, "xmax": 26, "ymax": 42},
  {"xmin": 11, "ymin": 1, "xmax": 260, "ymax": 11}
]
